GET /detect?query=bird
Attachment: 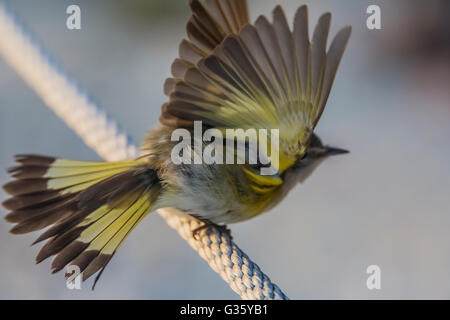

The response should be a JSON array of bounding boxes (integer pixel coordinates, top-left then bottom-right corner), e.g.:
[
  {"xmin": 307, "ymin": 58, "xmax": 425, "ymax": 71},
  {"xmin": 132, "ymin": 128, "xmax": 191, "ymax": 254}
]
[{"xmin": 2, "ymin": 0, "xmax": 351, "ymax": 288}]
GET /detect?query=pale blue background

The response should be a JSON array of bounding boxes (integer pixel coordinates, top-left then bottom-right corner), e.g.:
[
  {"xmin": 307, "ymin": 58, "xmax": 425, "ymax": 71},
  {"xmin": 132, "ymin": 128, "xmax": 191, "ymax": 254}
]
[{"xmin": 0, "ymin": 0, "xmax": 449, "ymax": 299}]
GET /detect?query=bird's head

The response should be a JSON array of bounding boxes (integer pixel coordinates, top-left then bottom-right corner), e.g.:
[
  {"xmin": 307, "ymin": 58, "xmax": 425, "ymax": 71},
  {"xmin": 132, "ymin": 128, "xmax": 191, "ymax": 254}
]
[
  {"xmin": 290, "ymin": 133, "xmax": 349, "ymax": 183},
  {"xmin": 303, "ymin": 133, "xmax": 349, "ymax": 161}
]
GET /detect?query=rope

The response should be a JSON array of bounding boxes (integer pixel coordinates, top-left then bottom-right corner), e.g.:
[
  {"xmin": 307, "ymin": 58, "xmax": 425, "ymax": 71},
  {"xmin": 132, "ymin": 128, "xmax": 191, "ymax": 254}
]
[
  {"xmin": 160, "ymin": 209, "xmax": 288, "ymax": 300},
  {"xmin": 0, "ymin": 3, "xmax": 288, "ymax": 300}
]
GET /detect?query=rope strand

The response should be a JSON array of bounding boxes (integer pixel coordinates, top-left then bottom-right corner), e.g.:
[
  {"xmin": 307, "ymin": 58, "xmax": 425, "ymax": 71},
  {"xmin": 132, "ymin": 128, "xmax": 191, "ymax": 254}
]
[{"xmin": 0, "ymin": 3, "xmax": 288, "ymax": 300}]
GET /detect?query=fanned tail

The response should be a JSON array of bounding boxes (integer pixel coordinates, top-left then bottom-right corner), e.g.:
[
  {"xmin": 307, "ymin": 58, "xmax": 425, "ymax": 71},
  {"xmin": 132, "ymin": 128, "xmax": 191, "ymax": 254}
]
[{"xmin": 2, "ymin": 154, "xmax": 161, "ymax": 288}]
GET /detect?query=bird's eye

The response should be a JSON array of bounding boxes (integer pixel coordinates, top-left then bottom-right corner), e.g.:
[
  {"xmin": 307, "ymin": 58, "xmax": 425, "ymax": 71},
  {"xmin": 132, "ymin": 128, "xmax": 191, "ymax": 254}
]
[{"xmin": 301, "ymin": 152, "xmax": 308, "ymax": 160}]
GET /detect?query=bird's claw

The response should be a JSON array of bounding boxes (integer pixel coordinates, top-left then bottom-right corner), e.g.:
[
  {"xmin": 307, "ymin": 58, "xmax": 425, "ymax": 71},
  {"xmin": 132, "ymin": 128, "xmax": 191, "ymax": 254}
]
[{"xmin": 192, "ymin": 222, "xmax": 232, "ymax": 241}]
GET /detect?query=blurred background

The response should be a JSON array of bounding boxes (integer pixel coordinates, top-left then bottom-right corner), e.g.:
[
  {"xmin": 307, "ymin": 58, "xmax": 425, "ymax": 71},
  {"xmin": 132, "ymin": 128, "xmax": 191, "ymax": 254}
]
[{"xmin": 0, "ymin": 0, "xmax": 449, "ymax": 299}]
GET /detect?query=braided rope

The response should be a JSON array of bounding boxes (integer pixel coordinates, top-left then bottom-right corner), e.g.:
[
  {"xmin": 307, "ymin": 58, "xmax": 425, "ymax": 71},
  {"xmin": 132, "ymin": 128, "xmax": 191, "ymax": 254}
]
[
  {"xmin": 160, "ymin": 209, "xmax": 287, "ymax": 300},
  {"xmin": 0, "ymin": 3, "xmax": 288, "ymax": 300}
]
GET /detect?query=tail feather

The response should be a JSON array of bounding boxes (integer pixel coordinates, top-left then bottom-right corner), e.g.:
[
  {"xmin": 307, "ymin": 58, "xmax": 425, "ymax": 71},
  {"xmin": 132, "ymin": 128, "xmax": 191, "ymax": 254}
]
[
  {"xmin": 3, "ymin": 190, "xmax": 67, "ymax": 212},
  {"xmin": 2, "ymin": 154, "xmax": 160, "ymax": 288}
]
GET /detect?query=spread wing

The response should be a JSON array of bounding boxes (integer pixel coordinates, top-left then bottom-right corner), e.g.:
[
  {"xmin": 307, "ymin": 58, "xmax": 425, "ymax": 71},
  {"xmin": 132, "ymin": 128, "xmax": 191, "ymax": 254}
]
[
  {"xmin": 160, "ymin": 3, "xmax": 351, "ymax": 171},
  {"xmin": 162, "ymin": 0, "xmax": 249, "ymax": 128}
]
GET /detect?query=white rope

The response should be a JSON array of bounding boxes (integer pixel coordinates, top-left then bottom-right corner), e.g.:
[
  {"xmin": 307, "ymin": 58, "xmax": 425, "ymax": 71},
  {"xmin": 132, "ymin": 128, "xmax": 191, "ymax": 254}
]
[{"xmin": 0, "ymin": 3, "xmax": 288, "ymax": 300}]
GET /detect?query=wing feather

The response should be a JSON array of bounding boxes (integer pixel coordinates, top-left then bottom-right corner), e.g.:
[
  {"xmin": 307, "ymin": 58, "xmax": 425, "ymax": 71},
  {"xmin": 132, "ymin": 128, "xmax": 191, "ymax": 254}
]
[
  {"xmin": 272, "ymin": 6, "xmax": 298, "ymax": 100},
  {"xmin": 254, "ymin": 15, "xmax": 290, "ymax": 102},
  {"xmin": 190, "ymin": 0, "xmax": 225, "ymax": 42},
  {"xmin": 205, "ymin": 0, "xmax": 231, "ymax": 33},
  {"xmin": 311, "ymin": 13, "xmax": 331, "ymax": 110},
  {"xmin": 316, "ymin": 26, "xmax": 351, "ymax": 126},
  {"xmin": 293, "ymin": 5, "xmax": 310, "ymax": 99},
  {"xmin": 239, "ymin": 25, "xmax": 281, "ymax": 101},
  {"xmin": 171, "ymin": 58, "xmax": 192, "ymax": 79},
  {"xmin": 218, "ymin": 0, "xmax": 239, "ymax": 33},
  {"xmin": 179, "ymin": 39, "xmax": 205, "ymax": 65}
]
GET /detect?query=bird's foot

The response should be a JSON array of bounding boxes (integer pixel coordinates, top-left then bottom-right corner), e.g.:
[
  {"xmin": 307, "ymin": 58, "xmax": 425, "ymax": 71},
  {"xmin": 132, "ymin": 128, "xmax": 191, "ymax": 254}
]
[{"xmin": 192, "ymin": 220, "xmax": 232, "ymax": 241}]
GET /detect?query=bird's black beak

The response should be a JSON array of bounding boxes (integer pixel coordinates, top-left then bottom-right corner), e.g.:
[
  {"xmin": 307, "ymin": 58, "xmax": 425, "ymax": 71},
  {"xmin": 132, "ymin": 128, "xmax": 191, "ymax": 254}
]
[{"xmin": 323, "ymin": 146, "xmax": 350, "ymax": 157}]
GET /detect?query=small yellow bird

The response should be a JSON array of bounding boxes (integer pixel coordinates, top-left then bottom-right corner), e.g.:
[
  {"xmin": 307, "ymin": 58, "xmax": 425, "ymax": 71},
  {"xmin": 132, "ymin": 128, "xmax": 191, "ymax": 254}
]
[{"xmin": 2, "ymin": 0, "xmax": 351, "ymax": 287}]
